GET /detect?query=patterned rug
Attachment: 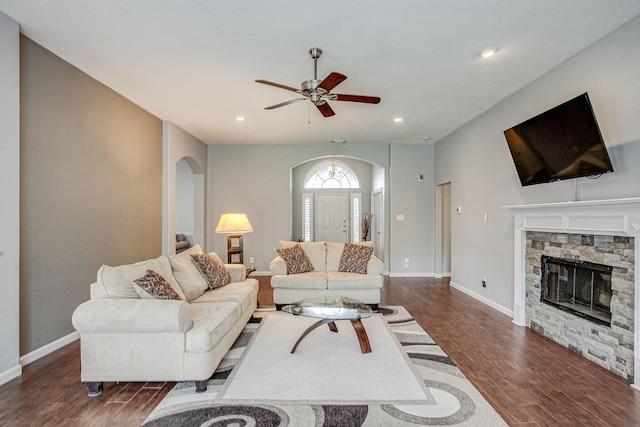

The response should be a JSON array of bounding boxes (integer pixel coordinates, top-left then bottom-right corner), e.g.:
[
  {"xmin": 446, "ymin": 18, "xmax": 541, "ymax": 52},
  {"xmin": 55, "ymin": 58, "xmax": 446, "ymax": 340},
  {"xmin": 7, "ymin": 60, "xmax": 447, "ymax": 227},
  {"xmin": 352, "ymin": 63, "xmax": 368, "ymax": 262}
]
[{"xmin": 142, "ymin": 306, "xmax": 507, "ymax": 426}]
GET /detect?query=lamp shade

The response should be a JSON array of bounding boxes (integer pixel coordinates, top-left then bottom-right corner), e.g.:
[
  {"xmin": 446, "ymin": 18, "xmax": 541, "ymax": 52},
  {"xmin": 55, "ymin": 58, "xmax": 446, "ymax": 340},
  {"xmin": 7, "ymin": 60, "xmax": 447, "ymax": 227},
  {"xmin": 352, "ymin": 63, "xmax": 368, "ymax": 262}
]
[{"xmin": 215, "ymin": 213, "xmax": 253, "ymax": 234}]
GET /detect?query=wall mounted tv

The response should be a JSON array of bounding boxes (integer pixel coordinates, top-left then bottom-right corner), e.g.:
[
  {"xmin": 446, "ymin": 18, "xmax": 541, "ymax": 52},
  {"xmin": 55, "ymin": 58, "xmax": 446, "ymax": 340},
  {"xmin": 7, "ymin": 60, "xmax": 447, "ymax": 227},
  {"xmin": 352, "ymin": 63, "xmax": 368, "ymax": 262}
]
[{"xmin": 504, "ymin": 93, "xmax": 613, "ymax": 186}]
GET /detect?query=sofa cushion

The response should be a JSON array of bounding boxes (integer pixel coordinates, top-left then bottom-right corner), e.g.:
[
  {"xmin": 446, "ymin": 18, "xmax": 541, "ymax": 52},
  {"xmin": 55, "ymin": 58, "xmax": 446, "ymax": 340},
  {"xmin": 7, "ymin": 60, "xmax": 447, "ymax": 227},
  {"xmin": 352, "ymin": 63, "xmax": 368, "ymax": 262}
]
[
  {"xmin": 191, "ymin": 253, "xmax": 231, "ymax": 289},
  {"xmin": 275, "ymin": 244, "xmax": 314, "ymax": 274},
  {"xmin": 133, "ymin": 270, "xmax": 183, "ymax": 300},
  {"xmin": 97, "ymin": 255, "xmax": 186, "ymax": 300},
  {"xmin": 191, "ymin": 279, "xmax": 259, "ymax": 313},
  {"xmin": 327, "ymin": 271, "xmax": 384, "ymax": 290},
  {"xmin": 326, "ymin": 241, "xmax": 373, "ymax": 272},
  {"xmin": 169, "ymin": 245, "xmax": 209, "ymax": 301},
  {"xmin": 279, "ymin": 241, "xmax": 326, "ymax": 272},
  {"xmin": 271, "ymin": 271, "xmax": 328, "ymax": 289},
  {"xmin": 186, "ymin": 301, "xmax": 243, "ymax": 353},
  {"xmin": 339, "ymin": 243, "xmax": 374, "ymax": 274}
]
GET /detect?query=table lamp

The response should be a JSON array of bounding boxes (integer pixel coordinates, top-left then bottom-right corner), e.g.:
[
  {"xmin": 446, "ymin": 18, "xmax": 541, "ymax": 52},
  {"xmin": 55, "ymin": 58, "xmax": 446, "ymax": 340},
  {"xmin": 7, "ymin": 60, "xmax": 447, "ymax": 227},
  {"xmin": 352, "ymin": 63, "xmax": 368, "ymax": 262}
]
[{"xmin": 215, "ymin": 213, "xmax": 253, "ymax": 264}]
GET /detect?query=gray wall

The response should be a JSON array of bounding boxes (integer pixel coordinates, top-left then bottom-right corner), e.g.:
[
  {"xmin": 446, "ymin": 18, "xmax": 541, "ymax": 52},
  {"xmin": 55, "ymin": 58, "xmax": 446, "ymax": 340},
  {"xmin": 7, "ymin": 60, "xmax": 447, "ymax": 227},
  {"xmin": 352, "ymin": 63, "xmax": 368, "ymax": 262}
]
[
  {"xmin": 434, "ymin": 16, "xmax": 640, "ymax": 312},
  {"xmin": 389, "ymin": 144, "xmax": 435, "ymax": 275},
  {"xmin": 208, "ymin": 143, "xmax": 435, "ymax": 275},
  {"xmin": 0, "ymin": 11, "xmax": 21, "ymax": 383},
  {"xmin": 20, "ymin": 37, "xmax": 163, "ymax": 354}
]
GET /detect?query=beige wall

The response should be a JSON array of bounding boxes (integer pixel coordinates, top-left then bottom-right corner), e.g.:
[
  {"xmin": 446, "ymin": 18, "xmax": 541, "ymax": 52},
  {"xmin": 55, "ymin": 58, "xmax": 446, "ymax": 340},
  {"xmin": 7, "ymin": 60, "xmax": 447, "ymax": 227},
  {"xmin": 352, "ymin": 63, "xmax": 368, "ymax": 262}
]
[
  {"xmin": 0, "ymin": 11, "xmax": 21, "ymax": 384},
  {"xmin": 20, "ymin": 37, "xmax": 163, "ymax": 354}
]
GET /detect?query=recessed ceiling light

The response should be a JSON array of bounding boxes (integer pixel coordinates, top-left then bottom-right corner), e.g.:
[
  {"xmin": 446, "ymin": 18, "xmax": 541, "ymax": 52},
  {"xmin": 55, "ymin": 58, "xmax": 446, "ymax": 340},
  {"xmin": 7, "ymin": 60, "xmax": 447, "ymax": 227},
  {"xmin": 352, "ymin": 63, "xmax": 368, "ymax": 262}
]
[
  {"xmin": 235, "ymin": 116, "xmax": 245, "ymax": 121},
  {"xmin": 393, "ymin": 118, "xmax": 404, "ymax": 123},
  {"xmin": 423, "ymin": 136, "xmax": 431, "ymax": 141},
  {"xmin": 478, "ymin": 47, "xmax": 499, "ymax": 59}
]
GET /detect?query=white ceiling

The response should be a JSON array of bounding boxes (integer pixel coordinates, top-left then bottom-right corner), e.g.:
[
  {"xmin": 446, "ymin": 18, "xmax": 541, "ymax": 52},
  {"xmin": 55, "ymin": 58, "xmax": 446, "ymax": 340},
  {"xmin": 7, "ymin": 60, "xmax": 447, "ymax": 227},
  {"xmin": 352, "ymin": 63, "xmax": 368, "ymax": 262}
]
[{"xmin": 2, "ymin": 1, "xmax": 639, "ymax": 146}]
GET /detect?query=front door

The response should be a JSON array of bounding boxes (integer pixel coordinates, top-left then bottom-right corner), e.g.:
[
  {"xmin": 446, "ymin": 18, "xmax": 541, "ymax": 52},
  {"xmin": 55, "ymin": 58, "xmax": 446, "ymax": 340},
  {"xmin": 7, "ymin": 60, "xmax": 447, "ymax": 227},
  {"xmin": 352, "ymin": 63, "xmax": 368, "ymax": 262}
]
[{"xmin": 316, "ymin": 193, "xmax": 348, "ymax": 242}]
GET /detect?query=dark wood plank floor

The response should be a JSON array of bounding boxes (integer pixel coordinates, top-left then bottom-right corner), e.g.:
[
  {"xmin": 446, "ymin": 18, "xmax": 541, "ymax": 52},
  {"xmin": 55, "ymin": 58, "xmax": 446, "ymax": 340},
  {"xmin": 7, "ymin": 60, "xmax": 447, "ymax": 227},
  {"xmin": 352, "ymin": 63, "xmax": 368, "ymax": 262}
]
[{"xmin": 1, "ymin": 276, "xmax": 639, "ymax": 426}]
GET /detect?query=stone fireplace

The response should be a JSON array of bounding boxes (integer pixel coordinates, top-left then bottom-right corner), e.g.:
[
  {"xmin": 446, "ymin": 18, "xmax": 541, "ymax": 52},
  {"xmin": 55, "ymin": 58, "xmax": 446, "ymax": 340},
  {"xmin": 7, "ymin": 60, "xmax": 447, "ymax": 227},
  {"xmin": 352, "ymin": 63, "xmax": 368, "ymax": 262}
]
[{"xmin": 504, "ymin": 198, "xmax": 640, "ymax": 389}]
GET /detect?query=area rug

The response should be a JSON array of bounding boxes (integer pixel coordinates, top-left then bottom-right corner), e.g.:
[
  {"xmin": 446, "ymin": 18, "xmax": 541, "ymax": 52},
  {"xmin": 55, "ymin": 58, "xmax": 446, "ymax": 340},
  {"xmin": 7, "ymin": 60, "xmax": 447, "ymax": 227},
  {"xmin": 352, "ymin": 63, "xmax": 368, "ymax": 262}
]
[
  {"xmin": 142, "ymin": 306, "xmax": 507, "ymax": 426},
  {"xmin": 218, "ymin": 311, "xmax": 434, "ymax": 404}
]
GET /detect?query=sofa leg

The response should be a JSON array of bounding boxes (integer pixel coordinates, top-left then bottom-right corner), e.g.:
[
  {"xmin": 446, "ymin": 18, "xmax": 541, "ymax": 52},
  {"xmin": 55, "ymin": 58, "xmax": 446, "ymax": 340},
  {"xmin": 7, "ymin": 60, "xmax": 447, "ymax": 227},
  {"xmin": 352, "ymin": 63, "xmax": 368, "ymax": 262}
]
[
  {"xmin": 369, "ymin": 304, "xmax": 379, "ymax": 312},
  {"xmin": 87, "ymin": 381, "xmax": 103, "ymax": 397},
  {"xmin": 195, "ymin": 380, "xmax": 207, "ymax": 393}
]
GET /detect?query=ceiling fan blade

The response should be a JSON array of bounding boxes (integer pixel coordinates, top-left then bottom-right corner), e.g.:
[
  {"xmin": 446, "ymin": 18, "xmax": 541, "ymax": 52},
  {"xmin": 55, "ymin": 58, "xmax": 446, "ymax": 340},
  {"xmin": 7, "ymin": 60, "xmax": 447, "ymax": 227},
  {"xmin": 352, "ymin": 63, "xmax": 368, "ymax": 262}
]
[
  {"xmin": 334, "ymin": 94, "xmax": 381, "ymax": 104},
  {"xmin": 315, "ymin": 102, "xmax": 336, "ymax": 117},
  {"xmin": 318, "ymin": 72, "xmax": 347, "ymax": 92},
  {"xmin": 255, "ymin": 79, "xmax": 299, "ymax": 93},
  {"xmin": 264, "ymin": 98, "xmax": 307, "ymax": 110}
]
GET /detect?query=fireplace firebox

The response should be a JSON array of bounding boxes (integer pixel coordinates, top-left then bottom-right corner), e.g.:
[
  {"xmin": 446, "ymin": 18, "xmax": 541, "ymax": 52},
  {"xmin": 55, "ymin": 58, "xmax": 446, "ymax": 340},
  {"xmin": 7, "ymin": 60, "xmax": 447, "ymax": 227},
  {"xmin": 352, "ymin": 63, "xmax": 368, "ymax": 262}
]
[{"xmin": 541, "ymin": 256, "xmax": 613, "ymax": 326}]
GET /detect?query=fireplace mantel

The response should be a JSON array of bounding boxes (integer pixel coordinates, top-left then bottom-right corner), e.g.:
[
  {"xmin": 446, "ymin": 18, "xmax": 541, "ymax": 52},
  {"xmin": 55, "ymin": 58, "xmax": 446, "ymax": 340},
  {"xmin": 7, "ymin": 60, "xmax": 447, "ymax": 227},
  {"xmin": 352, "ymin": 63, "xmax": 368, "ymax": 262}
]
[{"xmin": 503, "ymin": 197, "xmax": 640, "ymax": 389}]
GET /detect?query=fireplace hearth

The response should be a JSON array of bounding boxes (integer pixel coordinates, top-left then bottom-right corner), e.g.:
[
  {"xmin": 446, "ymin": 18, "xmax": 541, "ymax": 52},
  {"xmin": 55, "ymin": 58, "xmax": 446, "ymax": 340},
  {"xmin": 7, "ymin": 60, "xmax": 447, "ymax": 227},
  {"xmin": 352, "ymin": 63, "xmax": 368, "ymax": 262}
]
[{"xmin": 541, "ymin": 256, "xmax": 613, "ymax": 326}]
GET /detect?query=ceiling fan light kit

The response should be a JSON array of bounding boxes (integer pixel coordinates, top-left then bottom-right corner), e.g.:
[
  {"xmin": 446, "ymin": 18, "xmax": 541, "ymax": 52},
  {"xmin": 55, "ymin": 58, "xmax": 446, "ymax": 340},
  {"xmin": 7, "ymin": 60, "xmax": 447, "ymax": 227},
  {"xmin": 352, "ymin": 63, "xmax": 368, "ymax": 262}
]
[{"xmin": 256, "ymin": 47, "xmax": 381, "ymax": 118}]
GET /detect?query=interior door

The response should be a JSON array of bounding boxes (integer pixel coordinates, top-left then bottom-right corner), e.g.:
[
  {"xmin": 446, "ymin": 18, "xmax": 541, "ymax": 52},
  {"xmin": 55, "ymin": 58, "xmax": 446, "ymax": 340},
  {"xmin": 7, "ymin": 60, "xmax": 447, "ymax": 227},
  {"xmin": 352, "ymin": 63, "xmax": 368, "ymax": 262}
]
[
  {"xmin": 316, "ymin": 193, "xmax": 348, "ymax": 242},
  {"xmin": 372, "ymin": 190, "xmax": 383, "ymax": 259}
]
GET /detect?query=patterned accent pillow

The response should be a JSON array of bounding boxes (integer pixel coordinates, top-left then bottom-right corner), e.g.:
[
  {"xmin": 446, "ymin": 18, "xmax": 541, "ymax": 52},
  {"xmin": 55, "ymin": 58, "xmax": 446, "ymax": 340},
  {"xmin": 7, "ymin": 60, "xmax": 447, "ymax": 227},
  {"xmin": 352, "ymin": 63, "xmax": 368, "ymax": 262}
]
[
  {"xmin": 190, "ymin": 253, "xmax": 231, "ymax": 289},
  {"xmin": 275, "ymin": 243, "xmax": 314, "ymax": 274},
  {"xmin": 338, "ymin": 243, "xmax": 374, "ymax": 274},
  {"xmin": 133, "ymin": 270, "xmax": 182, "ymax": 300}
]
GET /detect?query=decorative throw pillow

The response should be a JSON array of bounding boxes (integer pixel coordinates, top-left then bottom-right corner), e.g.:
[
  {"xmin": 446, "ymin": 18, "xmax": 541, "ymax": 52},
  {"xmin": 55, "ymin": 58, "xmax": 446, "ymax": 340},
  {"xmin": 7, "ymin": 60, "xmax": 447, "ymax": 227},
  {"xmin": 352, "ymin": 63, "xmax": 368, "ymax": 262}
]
[
  {"xmin": 98, "ymin": 255, "xmax": 186, "ymax": 300},
  {"xmin": 275, "ymin": 243, "xmax": 314, "ymax": 274},
  {"xmin": 169, "ymin": 245, "xmax": 209, "ymax": 301},
  {"xmin": 338, "ymin": 243, "xmax": 374, "ymax": 274},
  {"xmin": 191, "ymin": 253, "xmax": 231, "ymax": 289},
  {"xmin": 133, "ymin": 270, "xmax": 182, "ymax": 300}
]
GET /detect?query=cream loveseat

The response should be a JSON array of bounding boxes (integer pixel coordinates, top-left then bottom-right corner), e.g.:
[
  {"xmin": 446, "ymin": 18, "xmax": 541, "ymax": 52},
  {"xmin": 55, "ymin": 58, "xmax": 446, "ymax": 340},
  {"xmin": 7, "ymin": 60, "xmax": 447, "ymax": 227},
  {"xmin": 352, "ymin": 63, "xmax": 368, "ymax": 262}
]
[
  {"xmin": 270, "ymin": 241, "xmax": 383, "ymax": 310},
  {"xmin": 71, "ymin": 245, "xmax": 258, "ymax": 396}
]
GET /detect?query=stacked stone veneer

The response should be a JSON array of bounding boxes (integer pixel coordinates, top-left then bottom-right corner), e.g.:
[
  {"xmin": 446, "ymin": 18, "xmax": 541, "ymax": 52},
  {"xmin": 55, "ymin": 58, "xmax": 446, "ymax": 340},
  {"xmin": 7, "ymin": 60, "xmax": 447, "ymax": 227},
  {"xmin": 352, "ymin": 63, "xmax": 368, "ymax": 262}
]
[{"xmin": 525, "ymin": 231, "xmax": 635, "ymax": 381}]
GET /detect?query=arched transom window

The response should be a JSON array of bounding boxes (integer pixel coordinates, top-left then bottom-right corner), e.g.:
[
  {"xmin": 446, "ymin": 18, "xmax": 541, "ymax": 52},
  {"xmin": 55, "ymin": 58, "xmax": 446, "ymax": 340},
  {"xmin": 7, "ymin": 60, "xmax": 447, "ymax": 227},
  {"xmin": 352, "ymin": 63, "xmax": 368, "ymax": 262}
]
[{"xmin": 304, "ymin": 160, "xmax": 360, "ymax": 189}]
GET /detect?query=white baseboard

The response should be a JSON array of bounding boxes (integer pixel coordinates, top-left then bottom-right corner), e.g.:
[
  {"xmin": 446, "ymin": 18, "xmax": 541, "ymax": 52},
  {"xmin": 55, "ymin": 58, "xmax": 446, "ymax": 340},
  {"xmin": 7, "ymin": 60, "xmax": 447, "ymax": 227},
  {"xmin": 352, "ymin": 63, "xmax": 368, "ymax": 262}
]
[
  {"xmin": 19, "ymin": 331, "xmax": 80, "ymax": 367},
  {"xmin": 0, "ymin": 364, "xmax": 22, "ymax": 387},
  {"xmin": 388, "ymin": 272, "xmax": 434, "ymax": 278},
  {"xmin": 449, "ymin": 281, "xmax": 514, "ymax": 318},
  {"xmin": 434, "ymin": 272, "xmax": 452, "ymax": 278}
]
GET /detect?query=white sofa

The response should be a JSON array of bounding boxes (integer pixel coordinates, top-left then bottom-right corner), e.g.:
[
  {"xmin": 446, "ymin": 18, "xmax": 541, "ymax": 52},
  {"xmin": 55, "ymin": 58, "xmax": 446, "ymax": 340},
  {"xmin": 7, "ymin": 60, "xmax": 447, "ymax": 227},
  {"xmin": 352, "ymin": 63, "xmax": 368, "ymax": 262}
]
[
  {"xmin": 270, "ymin": 241, "xmax": 383, "ymax": 310},
  {"xmin": 71, "ymin": 245, "xmax": 258, "ymax": 396}
]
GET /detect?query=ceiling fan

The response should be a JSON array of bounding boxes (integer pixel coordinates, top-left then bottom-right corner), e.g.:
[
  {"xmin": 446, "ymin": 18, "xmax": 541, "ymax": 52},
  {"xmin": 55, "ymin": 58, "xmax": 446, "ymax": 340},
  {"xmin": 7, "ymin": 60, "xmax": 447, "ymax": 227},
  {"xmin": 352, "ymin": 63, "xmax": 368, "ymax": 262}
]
[{"xmin": 256, "ymin": 47, "xmax": 381, "ymax": 117}]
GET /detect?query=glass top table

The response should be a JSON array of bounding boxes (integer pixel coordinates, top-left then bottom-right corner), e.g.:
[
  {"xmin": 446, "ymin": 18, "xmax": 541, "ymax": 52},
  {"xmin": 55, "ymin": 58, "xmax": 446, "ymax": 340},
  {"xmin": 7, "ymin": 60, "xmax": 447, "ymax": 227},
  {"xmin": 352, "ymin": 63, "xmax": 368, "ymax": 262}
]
[{"xmin": 282, "ymin": 296, "xmax": 373, "ymax": 354}]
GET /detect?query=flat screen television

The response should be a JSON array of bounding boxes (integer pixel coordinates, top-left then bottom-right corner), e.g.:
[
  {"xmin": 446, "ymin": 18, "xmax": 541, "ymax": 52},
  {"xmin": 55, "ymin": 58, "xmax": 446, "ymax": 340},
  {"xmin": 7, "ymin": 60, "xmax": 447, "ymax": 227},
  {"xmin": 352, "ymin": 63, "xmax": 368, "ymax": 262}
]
[{"xmin": 504, "ymin": 93, "xmax": 613, "ymax": 186}]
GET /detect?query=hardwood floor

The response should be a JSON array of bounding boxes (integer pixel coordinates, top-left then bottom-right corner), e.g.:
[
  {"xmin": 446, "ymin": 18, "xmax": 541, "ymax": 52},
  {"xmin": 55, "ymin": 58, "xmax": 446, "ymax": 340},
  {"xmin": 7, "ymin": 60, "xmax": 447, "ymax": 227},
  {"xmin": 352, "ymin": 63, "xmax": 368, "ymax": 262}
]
[{"xmin": 1, "ymin": 276, "xmax": 638, "ymax": 426}]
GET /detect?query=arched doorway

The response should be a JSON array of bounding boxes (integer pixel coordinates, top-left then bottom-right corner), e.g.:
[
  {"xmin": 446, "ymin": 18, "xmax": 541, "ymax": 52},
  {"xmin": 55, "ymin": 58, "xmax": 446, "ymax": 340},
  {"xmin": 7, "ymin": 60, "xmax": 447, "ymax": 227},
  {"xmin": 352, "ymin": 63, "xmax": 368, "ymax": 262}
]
[
  {"xmin": 291, "ymin": 156, "xmax": 385, "ymax": 260},
  {"xmin": 171, "ymin": 156, "xmax": 205, "ymax": 254}
]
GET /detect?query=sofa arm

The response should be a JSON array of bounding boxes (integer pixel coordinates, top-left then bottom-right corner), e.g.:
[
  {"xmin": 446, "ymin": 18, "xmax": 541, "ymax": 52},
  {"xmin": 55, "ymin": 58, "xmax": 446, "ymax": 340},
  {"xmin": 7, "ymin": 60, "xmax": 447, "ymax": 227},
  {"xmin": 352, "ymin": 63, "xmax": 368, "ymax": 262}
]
[
  {"xmin": 72, "ymin": 299, "xmax": 192, "ymax": 334},
  {"xmin": 270, "ymin": 256, "xmax": 288, "ymax": 275},
  {"xmin": 225, "ymin": 263, "xmax": 246, "ymax": 282},
  {"xmin": 367, "ymin": 255, "xmax": 384, "ymax": 275}
]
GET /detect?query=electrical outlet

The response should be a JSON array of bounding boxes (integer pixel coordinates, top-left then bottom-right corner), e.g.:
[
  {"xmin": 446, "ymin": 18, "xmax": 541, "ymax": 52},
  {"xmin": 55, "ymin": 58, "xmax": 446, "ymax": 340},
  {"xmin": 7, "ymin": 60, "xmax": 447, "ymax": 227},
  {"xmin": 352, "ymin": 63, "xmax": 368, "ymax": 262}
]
[
  {"xmin": 249, "ymin": 257, "xmax": 254, "ymax": 264},
  {"xmin": 404, "ymin": 258, "xmax": 410, "ymax": 268},
  {"xmin": 482, "ymin": 276, "xmax": 488, "ymax": 288}
]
